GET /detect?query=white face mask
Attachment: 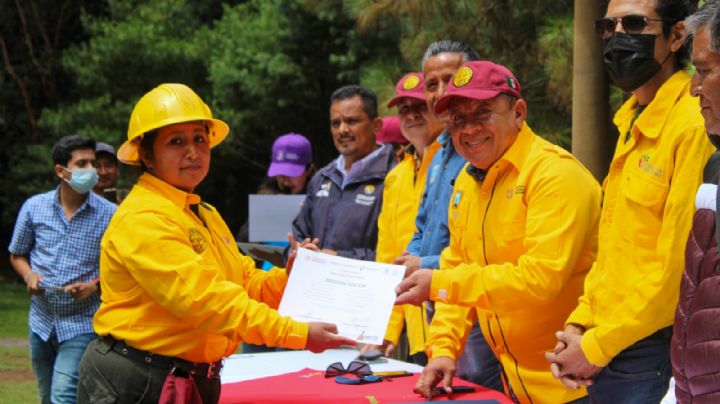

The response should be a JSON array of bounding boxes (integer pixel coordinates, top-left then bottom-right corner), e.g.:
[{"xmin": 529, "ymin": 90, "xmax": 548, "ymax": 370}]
[{"xmin": 62, "ymin": 167, "xmax": 99, "ymax": 194}]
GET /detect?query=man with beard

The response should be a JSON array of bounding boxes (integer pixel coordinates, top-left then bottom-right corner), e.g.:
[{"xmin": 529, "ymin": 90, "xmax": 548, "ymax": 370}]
[{"xmin": 546, "ymin": 0, "xmax": 714, "ymax": 401}]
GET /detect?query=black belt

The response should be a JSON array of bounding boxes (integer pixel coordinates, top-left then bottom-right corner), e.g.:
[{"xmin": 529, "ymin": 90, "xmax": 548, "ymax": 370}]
[{"xmin": 101, "ymin": 335, "xmax": 223, "ymax": 379}]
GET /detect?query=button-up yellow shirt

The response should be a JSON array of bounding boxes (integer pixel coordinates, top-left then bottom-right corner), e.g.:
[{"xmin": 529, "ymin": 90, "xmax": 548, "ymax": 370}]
[
  {"xmin": 428, "ymin": 124, "xmax": 601, "ymax": 403},
  {"xmin": 567, "ymin": 70, "xmax": 714, "ymax": 366},
  {"xmin": 94, "ymin": 173, "xmax": 307, "ymax": 362},
  {"xmin": 377, "ymin": 142, "xmax": 441, "ymax": 354}
]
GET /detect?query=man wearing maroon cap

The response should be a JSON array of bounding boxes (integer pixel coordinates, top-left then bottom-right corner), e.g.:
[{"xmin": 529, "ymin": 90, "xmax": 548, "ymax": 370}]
[
  {"xmin": 394, "ymin": 61, "xmax": 601, "ymax": 403},
  {"xmin": 375, "ymin": 116, "xmax": 408, "ymax": 164},
  {"xmin": 365, "ymin": 72, "xmax": 443, "ymax": 364}
]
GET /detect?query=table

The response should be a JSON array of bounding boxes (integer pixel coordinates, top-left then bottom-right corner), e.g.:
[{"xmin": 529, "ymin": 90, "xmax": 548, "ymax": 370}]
[{"xmin": 219, "ymin": 348, "xmax": 512, "ymax": 403}]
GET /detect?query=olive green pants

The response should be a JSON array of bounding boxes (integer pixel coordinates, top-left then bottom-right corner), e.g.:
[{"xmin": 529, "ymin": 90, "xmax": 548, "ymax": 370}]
[{"xmin": 77, "ymin": 338, "xmax": 221, "ymax": 404}]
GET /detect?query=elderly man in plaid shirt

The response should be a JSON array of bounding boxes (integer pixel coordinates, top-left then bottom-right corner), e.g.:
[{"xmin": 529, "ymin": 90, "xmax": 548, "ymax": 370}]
[{"xmin": 9, "ymin": 135, "xmax": 116, "ymax": 404}]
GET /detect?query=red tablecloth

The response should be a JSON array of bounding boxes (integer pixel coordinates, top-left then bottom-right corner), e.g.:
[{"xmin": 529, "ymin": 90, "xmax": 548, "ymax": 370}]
[{"xmin": 220, "ymin": 368, "xmax": 512, "ymax": 403}]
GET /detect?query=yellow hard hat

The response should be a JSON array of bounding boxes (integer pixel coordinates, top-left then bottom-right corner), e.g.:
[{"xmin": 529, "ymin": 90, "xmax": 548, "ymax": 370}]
[{"xmin": 118, "ymin": 83, "xmax": 230, "ymax": 165}]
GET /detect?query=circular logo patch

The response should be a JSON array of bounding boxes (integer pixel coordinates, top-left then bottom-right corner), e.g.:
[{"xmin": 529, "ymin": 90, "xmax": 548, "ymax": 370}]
[
  {"xmin": 402, "ymin": 75, "xmax": 420, "ymax": 90},
  {"xmin": 364, "ymin": 184, "xmax": 376, "ymax": 194},
  {"xmin": 188, "ymin": 228, "xmax": 208, "ymax": 254},
  {"xmin": 453, "ymin": 66, "xmax": 473, "ymax": 88}
]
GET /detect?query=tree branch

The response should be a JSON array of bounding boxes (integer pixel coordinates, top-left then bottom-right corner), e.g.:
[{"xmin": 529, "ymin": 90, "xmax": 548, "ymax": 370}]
[{"xmin": 0, "ymin": 35, "xmax": 40, "ymax": 142}]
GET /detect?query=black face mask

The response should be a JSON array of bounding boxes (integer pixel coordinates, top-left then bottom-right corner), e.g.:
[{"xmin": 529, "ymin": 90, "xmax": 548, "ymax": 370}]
[{"xmin": 603, "ymin": 32, "xmax": 661, "ymax": 93}]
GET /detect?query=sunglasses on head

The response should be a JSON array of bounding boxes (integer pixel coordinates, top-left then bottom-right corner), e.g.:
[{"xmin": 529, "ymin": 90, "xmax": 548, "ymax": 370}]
[
  {"xmin": 594, "ymin": 15, "xmax": 663, "ymax": 39},
  {"xmin": 325, "ymin": 361, "xmax": 372, "ymax": 378}
]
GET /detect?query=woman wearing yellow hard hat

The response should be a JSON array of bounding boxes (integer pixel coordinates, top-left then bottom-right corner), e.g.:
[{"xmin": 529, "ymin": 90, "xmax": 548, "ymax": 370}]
[{"xmin": 77, "ymin": 83, "xmax": 355, "ymax": 403}]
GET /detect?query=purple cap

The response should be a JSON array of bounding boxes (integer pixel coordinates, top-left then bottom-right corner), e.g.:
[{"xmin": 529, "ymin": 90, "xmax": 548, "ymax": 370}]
[{"xmin": 267, "ymin": 133, "xmax": 312, "ymax": 177}]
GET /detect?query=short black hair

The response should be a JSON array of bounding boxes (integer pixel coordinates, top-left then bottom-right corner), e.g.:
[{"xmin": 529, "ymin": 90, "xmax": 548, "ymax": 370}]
[
  {"xmin": 421, "ymin": 40, "xmax": 481, "ymax": 69},
  {"xmin": 52, "ymin": 135, "xmax": 96, "ymax": 166},
  {"xmin": 656, "ymin": 0, "xmax": 699, "ymax": 69},
  {"xmin": 330, "ymin": 85, "xmax": 378, "ymax": 120}
]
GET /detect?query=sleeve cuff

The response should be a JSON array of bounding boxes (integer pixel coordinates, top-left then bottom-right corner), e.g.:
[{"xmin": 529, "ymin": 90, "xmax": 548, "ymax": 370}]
[
  {"xmin": 427, "ymin": 343, "xmax": 457, "ymax": 361},
  {"xmin": 566, "ymin": 306, "xmax": 592, "ymax": 330},
  {"xmin": 580, "ymin": 328, "xmax": 612, "ymax": 367},
  {"xmin": 420, "ymin": 255, "xmax": 440, "ymax": 269},
  {"xmin": 430, "ymin": 270, "xmax": 454, "ymax": 304},
  {"xmin": 284, "ymin": 320, "xmax": 309, "ymax": 350}
]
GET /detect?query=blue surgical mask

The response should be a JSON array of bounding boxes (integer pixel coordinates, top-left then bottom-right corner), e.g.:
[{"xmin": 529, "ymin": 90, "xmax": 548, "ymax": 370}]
[{"xmin": 62, "ymin": 167, "xmax": 99, "ymax": 194}]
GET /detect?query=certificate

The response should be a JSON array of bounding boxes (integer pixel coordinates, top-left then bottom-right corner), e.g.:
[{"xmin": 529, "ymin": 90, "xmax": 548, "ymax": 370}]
[{"xmin": 278, "ymin": 248, "xmax": 405, "ymax": 345}]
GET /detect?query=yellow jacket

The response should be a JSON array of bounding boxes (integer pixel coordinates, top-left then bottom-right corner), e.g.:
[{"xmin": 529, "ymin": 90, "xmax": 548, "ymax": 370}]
[
  {"xmin": 566, "ymin": 70, "xmax": 714, "ymax": 366},
  {"xmin": 94, "ymin": 173, "xmax": 307, "ymax": 363},
  {"xmin": 428, "ymin": 124, "xmax": 601, "ymax": 403},
  {"xmin": 377, "ymin": 142, "xmax": 440, "ymax": 354}
]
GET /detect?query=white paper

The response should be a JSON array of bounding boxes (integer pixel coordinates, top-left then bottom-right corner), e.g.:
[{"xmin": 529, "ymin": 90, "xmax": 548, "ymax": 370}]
[
  {"xmin": 278, "ymin": 248, "xmax": 405, "ymax": 345},
  {"xmin": 248, "ymin": 194, "xmax": 306, "ymax": 242}
]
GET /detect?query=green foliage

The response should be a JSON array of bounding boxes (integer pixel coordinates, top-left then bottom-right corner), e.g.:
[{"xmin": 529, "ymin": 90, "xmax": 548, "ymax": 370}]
[{"xmin": 1, "ymin": 0, "xmax": 581, "ymax": 258}]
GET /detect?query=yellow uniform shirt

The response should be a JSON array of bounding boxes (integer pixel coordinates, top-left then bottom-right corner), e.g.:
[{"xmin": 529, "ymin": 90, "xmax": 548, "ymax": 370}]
[
  {"xmin": 93, "ymin": 173, "xmax": 307, "ymax": 363},
  {"xmin": 566, "ymin": 70, "xmax": 714, "ymax": 366},
  {"xmin": 428, "ymin": 124, "xmax": 601, "ymax": 403},
  {"xmin": 376, "ymin": 142, "xmax": 441, "ymax": 354}
]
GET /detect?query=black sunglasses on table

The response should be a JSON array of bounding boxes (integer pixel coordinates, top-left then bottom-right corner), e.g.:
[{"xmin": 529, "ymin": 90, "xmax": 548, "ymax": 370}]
[
  {"xmin": 325, "ymin": 361, "xmax": 372, "ymax": 378},
  {"xmin": 594, "ymin": 14, "xmax": 663, "ymax": 39}
]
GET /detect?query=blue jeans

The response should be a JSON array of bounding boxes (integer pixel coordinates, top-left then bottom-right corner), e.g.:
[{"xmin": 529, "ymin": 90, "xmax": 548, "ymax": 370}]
[
  {"xmin": 587, "ymin": 327, "xmax": 672, "ymax": 404},
  {"xmin": 30, "ymin": 330, "xmax": 96, "ymax": 404}
]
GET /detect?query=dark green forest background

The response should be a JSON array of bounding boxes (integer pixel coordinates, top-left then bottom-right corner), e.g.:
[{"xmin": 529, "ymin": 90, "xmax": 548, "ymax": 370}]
[{"xmin": 0, "ymin": 0, "xmax": 579, "ymax": 276}]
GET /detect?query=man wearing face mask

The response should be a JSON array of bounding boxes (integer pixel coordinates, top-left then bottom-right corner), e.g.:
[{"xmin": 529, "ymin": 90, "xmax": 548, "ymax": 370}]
[
  {"xmin": 8, "ymin": 135, "xmax": 116, "ymax": 404},
  {"xmin": 546, "ymin": 0, "xmax": 715, "ymax": 401}
]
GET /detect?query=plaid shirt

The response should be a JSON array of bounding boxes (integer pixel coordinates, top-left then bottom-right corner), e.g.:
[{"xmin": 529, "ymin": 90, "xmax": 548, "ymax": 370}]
[{"xmin": 9, "ymin": 188, "xmax": 116, "ymax": 342}]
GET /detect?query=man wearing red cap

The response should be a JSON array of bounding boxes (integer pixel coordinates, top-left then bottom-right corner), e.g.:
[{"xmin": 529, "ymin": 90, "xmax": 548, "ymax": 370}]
[
  {"xmin": 376, "ymin": 116, "xmax": 409, "ymax": 164},
  {"xmin": 367, "ymin": 72, "xmax": 443, "ymax": 365},
  {"xmin": 394, "ymin": 61, "xmax": 601, "ymax": 403}
]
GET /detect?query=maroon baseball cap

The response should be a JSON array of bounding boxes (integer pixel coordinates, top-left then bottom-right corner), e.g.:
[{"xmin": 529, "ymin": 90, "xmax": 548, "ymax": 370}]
[
  {"xmin": 267, "ymin": 133, "xmax": 312, "ymax": 177},
  {"xmin": 387, "ymin": 72, "xmax": 426, "ymax": 108},
  {"xmin": 434, "ymin": 61, "xmax": 521, "ymax": 113},
  {"xmin": 375, "ymin": 116, "xmax": 408, "ymax": 145}
]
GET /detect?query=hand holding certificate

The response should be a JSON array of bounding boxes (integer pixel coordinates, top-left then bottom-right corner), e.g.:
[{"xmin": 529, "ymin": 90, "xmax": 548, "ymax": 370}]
[{"xmin": 278, "ymin": 248, "xmax": 405, "ymax": 345}]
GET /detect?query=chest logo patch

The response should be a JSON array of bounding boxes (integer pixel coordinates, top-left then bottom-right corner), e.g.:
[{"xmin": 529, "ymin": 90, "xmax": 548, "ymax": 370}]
[
  {"xmin": 364, "ymin": 184, "xmax": 376, "ymax": 194},
  {"xmin": 638, "ymin": 154, "xmax": 663, "ymax": 178},
  {"xmin": 188, "ymin": 228, "xmax": 208, "ymax": 254}
]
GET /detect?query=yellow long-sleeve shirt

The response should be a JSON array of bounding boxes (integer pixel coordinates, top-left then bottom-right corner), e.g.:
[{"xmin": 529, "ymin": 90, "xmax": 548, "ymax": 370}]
[
  {"xmin": 427, "ymin": 123, "xmax": 601, "ymax": 403},
  {"xmin": 566, "ymin": 70, "xmax": 714, "ymax": 366},
  {"xmin": 377, "ymin": 142, "xmax": 441, "ymax": 354},
  {"xmin": 93, "ymin": 173, "xmax": 307, "ymax": 363}
]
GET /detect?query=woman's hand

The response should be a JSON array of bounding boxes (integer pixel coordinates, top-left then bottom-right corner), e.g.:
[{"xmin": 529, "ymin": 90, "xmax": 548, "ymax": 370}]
[{"xmin": 306, "ymin": 322, "xmax": 357, "ymax": 353}]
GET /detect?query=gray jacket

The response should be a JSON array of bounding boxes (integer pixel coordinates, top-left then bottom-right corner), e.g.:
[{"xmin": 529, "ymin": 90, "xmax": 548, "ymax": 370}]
[{"xmin": 291, "ymin": 144, "xmax": 395, "ymax": 260}]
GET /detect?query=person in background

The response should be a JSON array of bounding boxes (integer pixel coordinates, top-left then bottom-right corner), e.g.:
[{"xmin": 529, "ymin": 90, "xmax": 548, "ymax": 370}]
[
  {"xmin": 396, "ymin": 39, "xmax": 502, "ymax": 390},
  {"xmin": 77, "ymin": 83, "xmax": 354, "ymax": 404},
  {"xmin": 291, "ymin": 85, "xmax": 395, "ymax": 260},
  {"xmin": 9, "ymin": 135, "xmax": 117, "ymax": 404},
  {"xmin": 93, "ymin": 142, "xmax": 120, "ymax": 202},
  {"xmin": 376, "ymin": 115, "xmax": 409, "ymax": 163},
  {"xmin": 260, "ymin": 133, "xmax": 315, "ymax": 195},
  {"xmin": 547, "ymin": 0, "xmax": 714, "ymax": 401},
  {"xmin": 236, "ymin": 133, "xmax": 314, "ymax": 243},
  {"xmin": 363, "ymin": 72, "xmax": 443, "ymax": 365},
  {"xmin": 670, "ymin": 3, "xmax": 720, "ymax": 402},
  {"xmin": 395, "ymin": 61, "xmax": 601, "ymax": 403}
]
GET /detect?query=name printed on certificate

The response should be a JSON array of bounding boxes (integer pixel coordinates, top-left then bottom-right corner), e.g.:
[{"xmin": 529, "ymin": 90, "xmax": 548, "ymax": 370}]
[{"xmin": 278, "ymin": 248, "xmax": 406, "ymax": 345}]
